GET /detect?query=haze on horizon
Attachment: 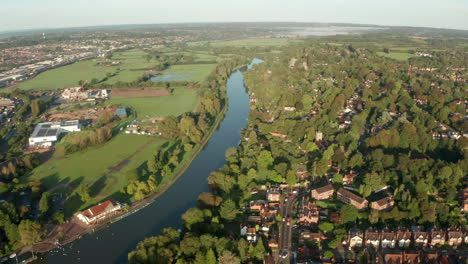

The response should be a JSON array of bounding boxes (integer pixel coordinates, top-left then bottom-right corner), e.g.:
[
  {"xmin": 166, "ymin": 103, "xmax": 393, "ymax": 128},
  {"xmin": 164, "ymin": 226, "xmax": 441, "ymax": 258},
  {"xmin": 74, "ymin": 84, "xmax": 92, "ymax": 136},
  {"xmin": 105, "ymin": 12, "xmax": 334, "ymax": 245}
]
[{"xmin": 1, "ymin": 0, "xmax": 468, "ymax": 32}]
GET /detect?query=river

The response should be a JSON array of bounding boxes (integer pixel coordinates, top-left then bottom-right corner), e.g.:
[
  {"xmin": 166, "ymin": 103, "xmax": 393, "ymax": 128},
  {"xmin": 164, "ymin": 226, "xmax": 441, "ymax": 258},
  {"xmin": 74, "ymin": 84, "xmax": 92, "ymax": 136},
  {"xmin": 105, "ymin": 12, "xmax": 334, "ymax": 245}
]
[{"xmin": 38, "ymin": 58, "xmax": 263, "ymax": 264}]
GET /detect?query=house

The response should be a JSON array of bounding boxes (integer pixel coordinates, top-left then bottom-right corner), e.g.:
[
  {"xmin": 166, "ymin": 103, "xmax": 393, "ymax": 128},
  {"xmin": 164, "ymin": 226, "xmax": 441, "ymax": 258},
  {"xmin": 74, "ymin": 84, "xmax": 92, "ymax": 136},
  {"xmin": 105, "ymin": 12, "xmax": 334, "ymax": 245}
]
[
  {"xmin": 249, "ymin": 200, "xmax": 268, "ymax": 211},
  {"xmin": 403, "ymin": 252, "xmax": 421, "ymax": 263},
  {"xmin": 115, "ymin": 108, "xmax": 127, "ymax": 118},
  {"xmin": 397, "ymin": 227, "xmax": 412, "ymax": 248},
  {"xmin": 246, "ymin": 228, "xmax": 257, "ymax": 243},
  {"xmin": 297, "ymin": 197, "xmax": 319, "ymax": 225},
  {"xmin": 447, "ymin": 228, "xmax": 463, "ymax": 246},
  {"xmin": 296, "ymin": 167, "xmax": 309, "ymax": 181},
  {"xmin": 463, "ymin": 188, "xmax": 468, "ymax": 212},
  {"xmin": 384, "ymin": 252, "xmax": 403, "ymax": 264},
  {"xmin": 268, "ymin": 239, "xmax": 279, "ymax": 249},
  {"xmin": 381, "ymin": 228, "xmax": 396, "ymax": 248},
  {"xmin": 240, "ymin": 225, "xmax": 248, "ymax": 236},
  {"xmin": 348, "ymin": 228, "xmax": 364, "ymax": 249},
  {"xmin": 267, "ymin": 186, "xmax": 281, "ymax": 202},
  {"xmin": 330, "ymin": 212, "xmax": 341, "ymax": 223},
  {"xmin": 29, "ymin": 120, "xmax": 81, "ymax": 147},
  {"xmin": 75, "ymin": 200, "xmax": 121, "ymax": 225},
  {"xmin": 412, "ymin": 226, "xmax": 428, "ymax": 247},
  {"xmin": 343, "ymin": 171, "xmax": 357, "ymax": 184},
  {"xmin": 315, "ymin": 131, "xmax": 323, "ymax": 142},
  {"xmin": 371, "ymin": 196, "xmax": 394, "ymax": 211},
  {"xmin": 337, "ymin": 188, "xmax": 368, "ymax": 210},
  {"xmin": 311, "ymin": 185, "xmax": 334, "ymax": 200},
  {"xmin": 429, "ymin": 227, "xmax": 446, "ymax": 246},
  {"xmin": 365, "ymin": 227, "xmax": 380, "ymax": 248},
  {"xmin": 299, "ymin": 231, "xmax": 323, "ymax": 244}
]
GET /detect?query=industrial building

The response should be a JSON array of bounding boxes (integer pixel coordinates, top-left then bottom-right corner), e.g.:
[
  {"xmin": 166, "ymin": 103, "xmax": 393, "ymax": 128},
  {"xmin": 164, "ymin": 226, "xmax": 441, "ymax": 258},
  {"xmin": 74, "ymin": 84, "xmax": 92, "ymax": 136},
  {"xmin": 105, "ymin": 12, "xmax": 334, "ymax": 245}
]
[{"xmin": 28, "ymin": 120, "xmax": 81, "ymax": 147}]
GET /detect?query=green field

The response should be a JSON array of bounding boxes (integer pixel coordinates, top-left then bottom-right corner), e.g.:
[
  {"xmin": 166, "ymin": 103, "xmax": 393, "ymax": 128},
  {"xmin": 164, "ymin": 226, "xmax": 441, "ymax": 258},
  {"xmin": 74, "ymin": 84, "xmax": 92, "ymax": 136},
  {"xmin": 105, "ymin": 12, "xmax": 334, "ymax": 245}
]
[
  {"xmin": 377, "ymin": 51, "xmax": 416, "ymax": 61},
  {"xmin": 16, "ymin": 50, "xmax": 215, "ymax": 90},
  {"xmin": 18, "ymin": 50, "xmax": 157, "ymax": 90},
  {"xmin": 106, "ymin": 88, "xmax": 197, "ymax": 118},
  {"xmin": 27, "ymin": 134, "xmax": 166, "ymax": 213},
  {"xmin": 188, "ymin": 38, "xmax": 292, "ymax": 47},
  {"xmin": 17, "ymin": 59, "xmax": 110, "ymax": 90}
]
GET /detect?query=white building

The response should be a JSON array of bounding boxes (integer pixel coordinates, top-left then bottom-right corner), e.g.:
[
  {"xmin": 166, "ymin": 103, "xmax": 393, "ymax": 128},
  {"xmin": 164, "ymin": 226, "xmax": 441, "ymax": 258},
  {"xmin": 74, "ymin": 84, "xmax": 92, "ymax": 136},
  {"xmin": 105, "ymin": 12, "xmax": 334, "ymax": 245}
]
[{"xmin": 29, "ymin": 120, "xmax": 81, "ymax": 147}]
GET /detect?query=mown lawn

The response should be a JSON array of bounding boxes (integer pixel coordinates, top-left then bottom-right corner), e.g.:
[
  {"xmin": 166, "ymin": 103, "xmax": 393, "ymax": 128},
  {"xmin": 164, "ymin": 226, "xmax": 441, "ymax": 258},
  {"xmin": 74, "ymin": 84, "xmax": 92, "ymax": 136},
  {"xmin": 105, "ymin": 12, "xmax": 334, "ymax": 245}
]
[
  {"xmin": 106, "ymin": 88, "xmax": 197, "ymax": 118},
  {"xmin": 26, "ymin": 134, "xmax": 166, "ymax": 213}
]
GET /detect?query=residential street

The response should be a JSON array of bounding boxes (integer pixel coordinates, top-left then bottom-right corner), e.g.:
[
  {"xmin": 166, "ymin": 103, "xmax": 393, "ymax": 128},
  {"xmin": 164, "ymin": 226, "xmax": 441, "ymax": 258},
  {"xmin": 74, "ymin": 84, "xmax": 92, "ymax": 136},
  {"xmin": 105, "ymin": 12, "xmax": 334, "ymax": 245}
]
[{"xmin": 277, "ymin": 189, "xmax": 306, "ymax": 264}]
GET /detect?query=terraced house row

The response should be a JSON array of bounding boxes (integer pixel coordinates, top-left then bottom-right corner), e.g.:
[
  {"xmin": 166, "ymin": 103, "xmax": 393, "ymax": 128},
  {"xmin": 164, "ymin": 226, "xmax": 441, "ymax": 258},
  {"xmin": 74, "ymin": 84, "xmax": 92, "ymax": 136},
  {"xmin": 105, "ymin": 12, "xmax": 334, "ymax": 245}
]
[{"xmin": 347, "ymin": 226, "xmax": 467, "ymax": 249}]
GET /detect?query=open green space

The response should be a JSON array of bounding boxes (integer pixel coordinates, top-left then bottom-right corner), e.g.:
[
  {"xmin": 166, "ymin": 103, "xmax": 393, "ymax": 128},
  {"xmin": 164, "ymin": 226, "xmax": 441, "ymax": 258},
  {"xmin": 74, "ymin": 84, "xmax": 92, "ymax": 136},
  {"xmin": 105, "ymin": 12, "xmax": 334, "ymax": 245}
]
[
  {"xmin": 17, "ymin": 59, "xmax": 110, "ymax": 90},
  {"xmin": 188, "ymin": 38, "xmax": 292, "ymax": 47},
  {"xmin": 18, "ymin": 50, "xmax": 157, "ymax": 90},
  {"xmin": 376, "ymin": 51, "xmax": 416, "ymax": 61},
  {"xmin": 27, "ymin": 134, "xmax": 166, "ymax": 212},
  {"xmin": 16, "ymin": 49, "xmax": 215, "ymax": 90},
  {"xmin": 106, "ymin": 88, "xmax": 197, "ymax": 118}
]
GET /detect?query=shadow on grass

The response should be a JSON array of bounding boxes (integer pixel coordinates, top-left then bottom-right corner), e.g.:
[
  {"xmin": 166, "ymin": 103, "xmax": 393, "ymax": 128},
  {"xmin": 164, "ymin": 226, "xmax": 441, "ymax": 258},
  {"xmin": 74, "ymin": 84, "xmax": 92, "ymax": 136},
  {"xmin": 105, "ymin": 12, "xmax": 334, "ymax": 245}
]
[
  {"xmin": 89, "ymin": 176, "xmax": 107, "ymax": 197},
  {"xmin": 64, "ymin": 193, "xmax": 85, "ymax": 217}
]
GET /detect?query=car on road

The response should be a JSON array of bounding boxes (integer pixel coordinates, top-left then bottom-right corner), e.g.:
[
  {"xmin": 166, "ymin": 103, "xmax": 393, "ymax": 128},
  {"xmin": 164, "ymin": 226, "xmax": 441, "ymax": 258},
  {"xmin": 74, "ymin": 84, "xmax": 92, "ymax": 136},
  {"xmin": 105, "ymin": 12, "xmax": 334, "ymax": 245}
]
[{"xmin": 280, "ymin": 250, "xmax": 289, "ymax": 259}]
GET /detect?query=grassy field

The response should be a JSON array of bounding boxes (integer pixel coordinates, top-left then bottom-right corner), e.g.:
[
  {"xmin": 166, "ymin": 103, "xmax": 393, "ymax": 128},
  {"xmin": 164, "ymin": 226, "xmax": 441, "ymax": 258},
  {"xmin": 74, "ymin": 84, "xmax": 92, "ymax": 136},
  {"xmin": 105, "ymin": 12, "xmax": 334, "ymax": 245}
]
[
  {"xmin": 17, "ymin": 50, "xmax": 157, "ymax": 90},
  {"xmin": 17, "ymin": 59, "xmax": 110, "ymax": 90},
  {"xmin": 188, "ymin": 38, "xmax": 292, "ymax": 47},
  {"xmin": 27, "ymin": 134, "xmax": 166, "ymax": 213},
  {"xmin": 16, "ymin": 49, "xmax": 215, "ymax": 90},
  {"xmin": 106, "ymin": 88, "xmax": 197, "ymax": 118},
  {"xmin": 377, "ymin": 51, "xmax": 416, "ymax": 61}
]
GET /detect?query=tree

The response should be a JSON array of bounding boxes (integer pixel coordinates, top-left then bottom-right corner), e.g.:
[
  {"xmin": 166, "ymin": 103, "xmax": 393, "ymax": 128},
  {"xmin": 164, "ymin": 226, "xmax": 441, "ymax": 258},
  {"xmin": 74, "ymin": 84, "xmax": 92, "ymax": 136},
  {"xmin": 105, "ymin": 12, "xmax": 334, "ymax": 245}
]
[
  {"xmin": 39, "ymin": 192, "xmax": 50, "ymax": 214},
  {"xmin": 182, "ymin": 208, "xmax": 205, "ymax": 230},
  {"xmin": 237, "ymin": 238, "xmax": 248, "ymax": 261},
  {"xmin": 219, "ymin": 199, "xmax": 238, "ymax": 221},
  {"xmin": 206, "ymin": 248, "xmax": 217, "ymax": 264},
  {"xmin": 251, "ymin": 237, "xmax": 266, "ymax": 260},
  {"xmin": 286, "ymin": 170, "xmax": 297, "ymax": 186},
  {"xmin": 18, "ymin": 220, "xmax": 42, "ymax": 246},
  {"xmin": 319, "ymin": 222, "xmax": 334, "ymax": 232},
  {"xmin": 77, "ymin": 185, "xmax": 91, "ymax": 202},
  {"xmin": 257, "ymin": 150, "xmax": 274, "ymax": 168},
  {"xmin": 324, "ymin": 250, "xmax": 334, "ymax": 259},
  {"xmin": 341, "ymin": 205, "xmax": 359, "ymax": 223},
  {"xmin": 218, "ymin": 251, "xmax": 240, "ymax": 264},
  {"xmin": 159, "ymin": 116, "xmax": 179, "ymax": 139}
]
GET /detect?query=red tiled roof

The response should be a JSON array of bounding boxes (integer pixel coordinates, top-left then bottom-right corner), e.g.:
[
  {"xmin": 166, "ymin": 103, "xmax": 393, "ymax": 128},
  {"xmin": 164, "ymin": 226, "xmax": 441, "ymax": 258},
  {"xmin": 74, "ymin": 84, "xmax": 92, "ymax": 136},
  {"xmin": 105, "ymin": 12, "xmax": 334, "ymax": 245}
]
[{"xmin": 83, "ymin": 200, "xmax": 115, "ymax": 218}]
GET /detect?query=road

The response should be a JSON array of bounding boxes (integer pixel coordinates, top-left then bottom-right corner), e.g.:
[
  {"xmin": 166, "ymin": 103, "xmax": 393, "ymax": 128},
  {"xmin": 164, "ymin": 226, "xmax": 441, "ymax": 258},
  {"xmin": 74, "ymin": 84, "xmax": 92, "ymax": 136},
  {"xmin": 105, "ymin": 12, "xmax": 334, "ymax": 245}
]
[{"xmin": 277, "ymin": 189, "xmax": 305, "ymax": 264}]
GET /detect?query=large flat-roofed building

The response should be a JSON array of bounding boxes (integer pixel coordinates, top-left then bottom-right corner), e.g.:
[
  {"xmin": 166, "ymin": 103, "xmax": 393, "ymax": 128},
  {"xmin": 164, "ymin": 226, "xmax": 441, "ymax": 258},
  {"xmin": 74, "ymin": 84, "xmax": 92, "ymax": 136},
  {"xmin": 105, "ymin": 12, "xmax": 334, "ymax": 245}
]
[{"xmin": 29, "ymin": 120, "xmax": 81, "ymax": 147}]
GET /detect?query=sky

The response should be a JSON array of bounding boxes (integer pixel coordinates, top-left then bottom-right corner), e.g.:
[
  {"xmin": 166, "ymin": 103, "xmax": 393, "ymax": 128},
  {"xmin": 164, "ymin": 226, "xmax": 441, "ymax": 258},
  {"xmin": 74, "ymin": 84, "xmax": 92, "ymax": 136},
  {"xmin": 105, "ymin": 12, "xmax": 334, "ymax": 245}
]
[{"xmin": 1, "ymin": 0, "xmax": 467, "ymax": 32}]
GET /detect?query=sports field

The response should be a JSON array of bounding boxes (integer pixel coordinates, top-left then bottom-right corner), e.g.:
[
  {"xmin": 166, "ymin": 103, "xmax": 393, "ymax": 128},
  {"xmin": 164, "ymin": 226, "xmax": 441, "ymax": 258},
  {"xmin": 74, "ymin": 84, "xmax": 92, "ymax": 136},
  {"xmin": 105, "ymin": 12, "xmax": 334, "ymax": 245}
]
[
  {"xmin": 106, "ymin": 88, "xmax": 197, "ymax": 118},
  {"xmin": 27, "ymin": 134, "xmax": 166, "ymax": 213}
]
